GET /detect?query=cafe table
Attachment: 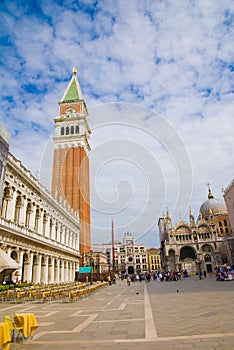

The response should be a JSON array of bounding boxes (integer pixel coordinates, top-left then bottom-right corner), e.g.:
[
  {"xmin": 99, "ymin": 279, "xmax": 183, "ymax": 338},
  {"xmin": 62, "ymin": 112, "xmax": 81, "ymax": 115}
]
[
  {"xmin": 14, "ymin": 313, "xmax": 38, "ymax": 339},
  {"xmin": 0, "ymin": 322, "xmax": 11, "ymax": 350}
]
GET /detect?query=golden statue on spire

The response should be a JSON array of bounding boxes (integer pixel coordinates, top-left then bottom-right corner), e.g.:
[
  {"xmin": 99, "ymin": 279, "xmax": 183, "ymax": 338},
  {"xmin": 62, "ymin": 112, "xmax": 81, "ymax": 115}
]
[{"xmin": 207, "ymin": 182, "xmax": 214, "ymax": 199}]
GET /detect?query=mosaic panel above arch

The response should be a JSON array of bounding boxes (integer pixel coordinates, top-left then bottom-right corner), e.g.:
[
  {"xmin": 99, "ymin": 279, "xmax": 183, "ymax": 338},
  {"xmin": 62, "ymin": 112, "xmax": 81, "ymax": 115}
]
[
  {"xmin": 179, "ymin": 246, "xmax": 197, "ymax": 261},
  {"xmin": 201, "ymin": 244, "xmax": 213, "ymax": 253}
]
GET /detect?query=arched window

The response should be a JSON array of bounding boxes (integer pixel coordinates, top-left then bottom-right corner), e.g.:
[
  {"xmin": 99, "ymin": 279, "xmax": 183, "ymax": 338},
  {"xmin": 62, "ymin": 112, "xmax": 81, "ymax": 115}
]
[
  {"xmin": 71, "ymin": 126, "xmax": 74, "ymax": 134},
  {"xmin": 35, "ymin": 208, "xmax": 40, "ymax": 232},
  {"xmin": 204, "ymin": 254, "xmax": 211, "ymax": 262},
  {"xmin": 61, "ymin": 127, "xmax": 64, "ymax": 135},
  {"xmin": 75, "ymin": 125, "xmax": 79, "ymax": 134},
  {"xmin": 222, "ymin": 254, "xmax": 228, "ymax": 264},
  {"xmin": 66, "ymin": 126, "xmax": 69, "ymax": 135}
]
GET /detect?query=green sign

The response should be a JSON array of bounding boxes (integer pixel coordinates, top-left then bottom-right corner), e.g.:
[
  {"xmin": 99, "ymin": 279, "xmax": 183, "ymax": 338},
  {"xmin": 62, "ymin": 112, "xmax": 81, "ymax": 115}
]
[{"xmin": 79, "ymin": 266, "xmax": 91, "ymax": 273}]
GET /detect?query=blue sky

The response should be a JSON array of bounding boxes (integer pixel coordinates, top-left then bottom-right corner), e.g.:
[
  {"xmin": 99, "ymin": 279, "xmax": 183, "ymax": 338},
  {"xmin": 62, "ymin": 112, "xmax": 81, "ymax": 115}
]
[{"xmin": 0, "ymin": 0, "xmax": 234, "ymax": 247}]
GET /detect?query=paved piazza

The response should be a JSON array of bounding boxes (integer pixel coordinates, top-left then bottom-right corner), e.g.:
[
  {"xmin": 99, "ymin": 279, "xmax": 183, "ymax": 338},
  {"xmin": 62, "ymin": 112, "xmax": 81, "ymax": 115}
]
[{"xmin": 1, "ymin": 275, "xmax": 234, "ymax": 350}]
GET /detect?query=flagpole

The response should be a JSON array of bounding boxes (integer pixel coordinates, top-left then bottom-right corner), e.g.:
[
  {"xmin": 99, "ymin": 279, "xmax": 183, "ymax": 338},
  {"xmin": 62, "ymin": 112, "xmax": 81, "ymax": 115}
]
[{"xmin": 112, "ymin": 219, "xmax": 115, "ymax": 271}]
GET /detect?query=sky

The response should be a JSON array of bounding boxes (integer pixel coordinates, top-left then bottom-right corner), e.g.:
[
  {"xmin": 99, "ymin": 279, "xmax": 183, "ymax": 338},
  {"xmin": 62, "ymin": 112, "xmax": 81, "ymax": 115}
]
[{"xmin": 0, "ymin": 0, "xmax": 233, "ymax": 248}]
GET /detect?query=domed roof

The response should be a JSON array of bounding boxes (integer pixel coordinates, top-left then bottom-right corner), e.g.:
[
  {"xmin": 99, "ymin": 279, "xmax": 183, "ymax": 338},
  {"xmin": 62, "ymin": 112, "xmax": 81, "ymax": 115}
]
[{"xmin": 199, "ymin": 188, "xmax": 227, "ymax": 217}]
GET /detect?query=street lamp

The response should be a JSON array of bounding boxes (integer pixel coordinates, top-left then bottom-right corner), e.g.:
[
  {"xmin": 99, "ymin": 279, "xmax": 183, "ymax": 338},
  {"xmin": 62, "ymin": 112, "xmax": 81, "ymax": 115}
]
[
  {"xmin": 97, "ymin": 254, "xmax": 100, "ymax": 281},
  {"xmin": 89, "ymin": 250, "xmax": 94, "ymax": 285}
]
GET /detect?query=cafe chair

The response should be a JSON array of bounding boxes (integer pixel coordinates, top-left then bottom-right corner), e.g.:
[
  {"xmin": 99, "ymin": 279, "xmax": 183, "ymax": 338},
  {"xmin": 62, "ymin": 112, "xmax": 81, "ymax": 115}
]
[{"xmin": 4, "ymin": 315, "xmax": 24, "ymax": 343}]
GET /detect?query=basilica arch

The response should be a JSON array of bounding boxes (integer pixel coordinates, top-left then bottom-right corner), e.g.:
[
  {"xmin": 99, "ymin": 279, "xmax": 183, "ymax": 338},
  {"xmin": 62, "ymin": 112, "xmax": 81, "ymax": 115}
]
[
  {"xmin": 179, "ymin": 246, "xmax": 197, "ymax": 274},
  {"xmin": 180, "ymin": 246, "xmax": 197, "ymax": 260}
]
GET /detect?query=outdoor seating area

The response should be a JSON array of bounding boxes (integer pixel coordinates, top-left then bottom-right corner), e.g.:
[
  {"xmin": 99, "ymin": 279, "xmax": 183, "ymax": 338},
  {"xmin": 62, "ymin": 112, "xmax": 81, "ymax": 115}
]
[
  {"xmin": 0, "ymin": 312, "xmax": 38, "ymax": 349},
  {"xmin": 0, "ymin": 281, "xmax": 109, "ymax": 304}
]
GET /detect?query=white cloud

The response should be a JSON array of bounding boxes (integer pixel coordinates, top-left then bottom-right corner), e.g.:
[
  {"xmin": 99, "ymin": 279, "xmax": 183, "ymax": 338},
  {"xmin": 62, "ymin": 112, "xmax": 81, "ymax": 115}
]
[{"xmin": 0, "ymin": 0, "xmax": 233, "ymax": 247}]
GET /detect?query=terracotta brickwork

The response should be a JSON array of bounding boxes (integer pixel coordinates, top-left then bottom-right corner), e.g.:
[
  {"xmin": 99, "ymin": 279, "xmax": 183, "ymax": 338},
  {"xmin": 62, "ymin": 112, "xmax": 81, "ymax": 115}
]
[
  {"xmin": 59, "ymin": 102, "xmax": 82, "ymax": 115},
  {"xmin": 52, "ymin": 147, "xmax": 91, "ymax": 256},
  {"xmin": 51, "ymin": 70, "xmax": 91, "ymax": 261},
  {"xmin": 58, "ymin": 100, "xmax": 88, "ymax": 116}
]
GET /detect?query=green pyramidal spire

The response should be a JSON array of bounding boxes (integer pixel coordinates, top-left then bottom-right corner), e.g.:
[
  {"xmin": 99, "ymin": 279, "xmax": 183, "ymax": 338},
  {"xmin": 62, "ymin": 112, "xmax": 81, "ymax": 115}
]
[{"xmin": 61, "ymin": 67, "xmax": 83, "ymax": 102}]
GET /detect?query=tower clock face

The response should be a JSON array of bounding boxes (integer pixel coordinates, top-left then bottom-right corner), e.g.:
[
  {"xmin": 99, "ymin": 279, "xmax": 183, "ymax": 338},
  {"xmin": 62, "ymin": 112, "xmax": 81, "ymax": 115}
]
[{"xmin": 66, "ymin": 107, "xmax": 75, "ymax": 117}]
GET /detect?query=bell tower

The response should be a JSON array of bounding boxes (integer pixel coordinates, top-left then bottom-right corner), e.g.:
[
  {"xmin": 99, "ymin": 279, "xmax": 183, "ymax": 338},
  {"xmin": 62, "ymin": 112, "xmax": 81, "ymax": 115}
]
[{"xmin": 51, "ymin": 67, "xmax": 91, "ymax": 261}]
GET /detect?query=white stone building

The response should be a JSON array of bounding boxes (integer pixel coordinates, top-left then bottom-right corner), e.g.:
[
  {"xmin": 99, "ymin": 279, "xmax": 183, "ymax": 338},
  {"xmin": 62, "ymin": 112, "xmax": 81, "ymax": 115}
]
[
  {"xmin": 92, "ymin": 231, "xmax": 148, "ymax": 275},
  {"xmin": 0, "ymin": 153, "xmax": 80, "ymax": 284}
]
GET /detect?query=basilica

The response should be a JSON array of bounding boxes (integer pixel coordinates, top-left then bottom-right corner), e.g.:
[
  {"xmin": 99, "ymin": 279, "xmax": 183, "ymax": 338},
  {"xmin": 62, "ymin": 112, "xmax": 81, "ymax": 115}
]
[{"xmin": 158, "ymin": 187, "xmax": 233, "ymax": 275}]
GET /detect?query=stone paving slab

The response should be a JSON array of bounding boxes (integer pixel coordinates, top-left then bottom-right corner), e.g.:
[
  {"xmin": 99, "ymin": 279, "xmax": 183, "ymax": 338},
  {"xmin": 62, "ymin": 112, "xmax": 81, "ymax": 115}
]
[{"xmin": 0, "ymin": 275, "xmax": 233, "ymax": 350}]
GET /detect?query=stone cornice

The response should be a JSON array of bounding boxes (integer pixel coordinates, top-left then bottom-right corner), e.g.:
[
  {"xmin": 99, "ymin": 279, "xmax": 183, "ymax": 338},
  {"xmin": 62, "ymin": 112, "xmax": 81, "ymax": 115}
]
[{"xmin": 0, "ymin": 218, "xmax": 80, "ymax": 259}]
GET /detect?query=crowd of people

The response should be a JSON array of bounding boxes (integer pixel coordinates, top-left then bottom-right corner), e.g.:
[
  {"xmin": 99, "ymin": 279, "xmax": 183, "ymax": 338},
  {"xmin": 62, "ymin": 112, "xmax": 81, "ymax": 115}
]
[
  {"xmin": 121, "ymin": 270, "xmax": 190, "ymax": 284},
  {"xmin": 215, "ymin": 265, "xmax": 234, "ymax": 281}
]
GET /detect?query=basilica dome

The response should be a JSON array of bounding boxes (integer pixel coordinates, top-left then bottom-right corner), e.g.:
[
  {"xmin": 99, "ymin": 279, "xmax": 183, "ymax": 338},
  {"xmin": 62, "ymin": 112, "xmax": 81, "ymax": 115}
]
[{"xmin": 199, "ymin": 188, "xmax": 227, "ymax": 218}]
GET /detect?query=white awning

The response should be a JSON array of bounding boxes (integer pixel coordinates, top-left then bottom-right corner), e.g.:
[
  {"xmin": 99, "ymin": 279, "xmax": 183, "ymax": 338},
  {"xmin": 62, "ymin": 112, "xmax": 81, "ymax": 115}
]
[{"xmin": 0, "ymin": 249, "xmax": 21, "ymax": 273}]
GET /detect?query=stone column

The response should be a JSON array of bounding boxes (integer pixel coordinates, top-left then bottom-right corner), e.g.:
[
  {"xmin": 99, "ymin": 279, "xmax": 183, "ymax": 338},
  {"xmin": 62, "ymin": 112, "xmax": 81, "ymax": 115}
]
[
  {"xmin": 63, "ymin": 229, "xmax": 67, "ymax": 246},
  {"xmin": 54, "ymin": 221, "xmax": 59, "ymax": 242},
  {"xmin": 71, "ymin": 262, "xmax": 77, "ymax": 281},
  {"xmin": 59, "ymin": 224, "xmax": 64, "ymax": 244},
  {"xmin": 28, "ymin": 252, "xmax": 34, "ymax": 282},
  {"xmin": 70, "ymin": 262, "xmax": 74, "ymax": 281},
  {"xmin": 26, "ymin": 201, "xmax": 34, "ymax": 228},
  {"xmin": 35, "ymin": 207, "xmax": 43, "ymax": 234},
  {"xmin": 71, "ymin": 232, "xmax": 75, "ymax": 249},
  {"xmin": 22, "ymin": 252, "xmax": 32, "ymax": 283},
  {"xmin": 29, "ymin": 203, "xmax": 36, "ymax": 230},
  {"xmin": 32, "ymin": 254, "xmax": 42, "ymax": 284},
  {"xmin": 43, "ymin": 212, "xmax": 49, "ymax": 237},
  {"xmin": 48, "ymin": 257, "xmax": 54, "ymax": 283},
  {"xmin": 14, "ymin": 194, "xmax": 24, "ymax": 224},
  {"xmin": 1, "ymin": 186, "xmax": 13, "ymax": 218},
  {"xmin": 67, "ymin": 261, "xmax": 71, "ymax": 282},
  {"xmin": 60, "ymin": 260, "xmax": 64, "ymax": 282},
  {"xmin": 7, "ymin": 187, "xmax": 17, "ymax": 221},
  {"xmin": 21, "ymin": 195, "xmax": 27, "ymax": 226},
  {"xmin": 64, "ymin": 261, "xmax": 68, "ymax": 282},
  {"xmin": 50, "ymin": 218, "xmax": 55, "ymax": 240},
  {"xmin": 54, "ymin": 259, "xmax": 60, "ymax": 283},
  {"xmin": 41, "ymin": 256, "xmax": 49, "ymax": 284}
]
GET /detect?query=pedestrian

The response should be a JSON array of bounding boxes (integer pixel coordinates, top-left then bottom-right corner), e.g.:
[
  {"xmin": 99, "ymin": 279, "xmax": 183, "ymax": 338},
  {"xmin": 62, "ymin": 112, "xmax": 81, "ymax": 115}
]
[
  {"xmin": 107, "ymin": 275, "xmax": 112, "ymax": 285},
  {"xmin": 127, "ymin": 275, "xmax": 131, "ymax": 286},
  {"xmin": 203, "ymin": 270, "xmax": 206, "ymax": 278},
  {"xmin": 147, "ymin": 273, "xmax": 151, "ymax": 282}
]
